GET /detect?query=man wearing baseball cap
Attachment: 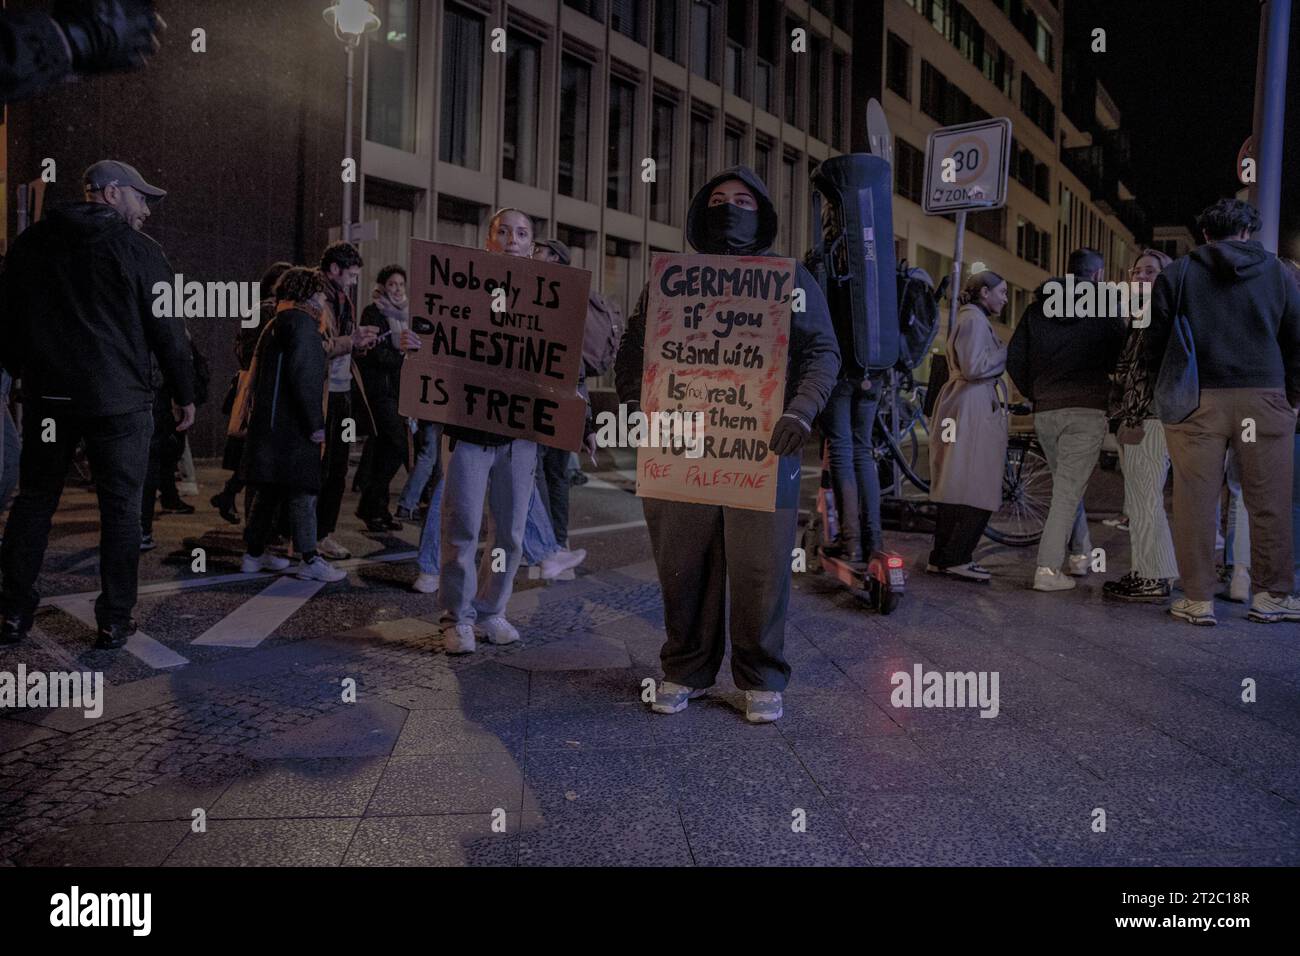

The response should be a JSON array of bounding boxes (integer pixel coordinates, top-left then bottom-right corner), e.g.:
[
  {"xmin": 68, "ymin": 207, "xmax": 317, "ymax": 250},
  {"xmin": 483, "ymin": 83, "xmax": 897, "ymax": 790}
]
[{"xmin": 0, "ymin": 158, "xmax": 192, "ymax": 650}]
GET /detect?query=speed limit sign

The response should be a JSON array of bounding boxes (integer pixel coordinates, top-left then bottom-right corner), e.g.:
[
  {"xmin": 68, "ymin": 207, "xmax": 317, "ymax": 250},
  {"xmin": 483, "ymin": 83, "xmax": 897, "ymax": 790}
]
[{"xmin": 922, "ymin": 117, "xmax": 1012, "ymax": 214}]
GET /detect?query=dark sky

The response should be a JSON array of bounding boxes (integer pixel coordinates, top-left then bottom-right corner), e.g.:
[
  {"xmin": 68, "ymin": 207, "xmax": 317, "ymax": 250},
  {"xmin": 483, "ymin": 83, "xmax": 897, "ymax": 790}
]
[{"xmin": 1079, "ymin": 0, "xmax": 1300, "ymax": 255}]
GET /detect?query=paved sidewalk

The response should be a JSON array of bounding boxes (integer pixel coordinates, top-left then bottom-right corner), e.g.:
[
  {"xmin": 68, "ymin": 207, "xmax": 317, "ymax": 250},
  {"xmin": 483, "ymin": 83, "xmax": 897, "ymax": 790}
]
[{"xmin": 4, "ymin": 519, "xmax": 1300, "ymax": 866}]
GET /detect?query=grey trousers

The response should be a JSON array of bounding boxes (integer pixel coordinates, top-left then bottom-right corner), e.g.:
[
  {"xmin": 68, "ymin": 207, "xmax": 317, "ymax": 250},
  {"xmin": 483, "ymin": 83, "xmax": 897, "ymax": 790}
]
[
  {"xmin": 1034, "ymin": 407, "xmax": 1106, "ymax": 569},
  {"xmin": 1117, "ymin": 418, "xmax": 1179, "ymax": 580},
  {"xmin": 642, "ymin": 497, "xmax": 799, "ymax": 692},
  {"xmin": 438, "ymin": 438, "xmax": 538, "ymax": 624}
]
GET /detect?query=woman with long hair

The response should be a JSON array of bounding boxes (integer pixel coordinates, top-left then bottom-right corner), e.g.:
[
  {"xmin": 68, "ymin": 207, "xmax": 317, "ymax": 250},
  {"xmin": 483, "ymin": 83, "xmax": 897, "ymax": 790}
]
[
  {"xmin": 927, "ymin": 269, "xmax": 1010, "ymax": 581},
  {"xmin": 1103, "ymin": 248, "xmax": 1179, "ymax": 602}
]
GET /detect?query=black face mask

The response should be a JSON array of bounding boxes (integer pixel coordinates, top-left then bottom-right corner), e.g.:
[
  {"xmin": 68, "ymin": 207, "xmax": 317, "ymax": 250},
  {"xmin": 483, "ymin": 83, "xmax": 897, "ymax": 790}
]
[{"xmin": 703, "ymin": 202, "xmax": 761, "ymax": 254}]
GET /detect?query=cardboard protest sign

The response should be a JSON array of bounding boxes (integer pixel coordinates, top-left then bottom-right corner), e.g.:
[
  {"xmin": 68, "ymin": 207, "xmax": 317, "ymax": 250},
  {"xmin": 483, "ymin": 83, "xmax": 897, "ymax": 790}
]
[
  {"xmin": 398, "ymin": 240, "xmax": 590, "ymax": 451},
  {"xmin": 636, "ymin": 253, "xmax": 794, "ymax": 512}
]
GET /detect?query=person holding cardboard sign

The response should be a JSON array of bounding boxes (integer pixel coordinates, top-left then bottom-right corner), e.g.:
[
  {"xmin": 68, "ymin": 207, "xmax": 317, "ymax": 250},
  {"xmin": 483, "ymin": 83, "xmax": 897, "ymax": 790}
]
[{"xmin": 615, "ymin": 166, "xmax": 839, "ymax": 724}]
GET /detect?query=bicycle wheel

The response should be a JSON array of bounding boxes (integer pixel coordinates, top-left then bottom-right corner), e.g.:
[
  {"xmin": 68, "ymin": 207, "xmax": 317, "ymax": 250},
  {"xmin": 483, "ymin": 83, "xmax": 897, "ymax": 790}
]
[
  {"xmin": 874, "ymin": 415, "xmax": 930, "ymax": 494},
  {"xmin": 984, "ymin": 440, "xmax": 1051, "ymax": 546}
]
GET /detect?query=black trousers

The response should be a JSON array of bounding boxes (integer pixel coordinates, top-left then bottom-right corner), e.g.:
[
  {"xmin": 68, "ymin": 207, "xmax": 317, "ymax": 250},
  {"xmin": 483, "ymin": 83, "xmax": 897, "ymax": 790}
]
[
  {"xmin": 316, "ymin": 391, "xmax": 352, "ymax": 538},
  {"xmin": 141, "ymin": 395, "xmax": 184, "ymax": 535},
  {"xmin": 643, "ymin": 497, "xmax": 798, "ymax": 692},
  {"xmin": 357, "ymin": 406, "xmax": 408, "ymax": 520},
  {"xmin": 1, "ymin": 400, "xmax": 152, "ymax": 627},
  {"xmin": 929, "ymin": 502, "xmax": 992, "ymax": 568},
  {"xmin": 536, "ymin": 445, "xmax": 571, "ymax": 547}
]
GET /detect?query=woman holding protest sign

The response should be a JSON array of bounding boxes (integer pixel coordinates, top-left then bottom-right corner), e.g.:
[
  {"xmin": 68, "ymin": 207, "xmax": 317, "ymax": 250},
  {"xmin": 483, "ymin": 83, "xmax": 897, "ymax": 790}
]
[{"xmin": 614, "ymin": 166, "xmax": 839, "ymax": 724}]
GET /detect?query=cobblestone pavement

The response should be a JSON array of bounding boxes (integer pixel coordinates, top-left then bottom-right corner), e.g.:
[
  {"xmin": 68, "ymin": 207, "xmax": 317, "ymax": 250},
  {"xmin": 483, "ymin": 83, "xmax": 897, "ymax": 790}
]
[{"xmin": 2, "ymin": 458, "xmax": 1299, "ymax": 866}]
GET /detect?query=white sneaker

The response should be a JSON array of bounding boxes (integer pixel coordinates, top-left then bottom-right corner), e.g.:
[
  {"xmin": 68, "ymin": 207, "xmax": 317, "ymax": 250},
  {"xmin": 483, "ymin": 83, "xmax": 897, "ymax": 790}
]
[
  {"xmin": 297, "ymin": 555, "xmax": 347, "ymax": 583},
  {"xmin": 744, "ymin": 690, "xmax": 784, "ymax": 723},
  {"xmin": 241, "ymin": 552, "xmax": 290, "ymax": 573},
  {"xmin": 1067, "ymin": 553, "xmax": 1090, "ymax": 576},
  {"xmin": 539, "ymin": 547, "xmax": 587, "ymax": 580},
  {"xmin": 1229, "ymin": 566, "xmax": 1251, "ymax": 603},
  {"xmin": 1248, "ymin": 592, "xmax": 1300, "ymax": 624},
  {"xmin": 1170, "ymin": 597, "xmax": 1217, "ymax": 626},
  {"xmin": 412, "ymin": 572, "xmax": 439, "ymax": 594},
  {"xmin": 316, "ymin": 535, "xmax": 351, "ymax": 560},
  {"xmin": 442, "ymin": 622, "xmax": 476, "ymax": 654},
  {"xmin": 650, "ymin": 680, "xmax": 709, "ymax": 715},
  {"xmin": 1033, "ymin": 567, "xmax": 1077, "ymax": 591},
  {"xmin": 479, "ymin": 615, "xmax": 520, "ymax": 645}
]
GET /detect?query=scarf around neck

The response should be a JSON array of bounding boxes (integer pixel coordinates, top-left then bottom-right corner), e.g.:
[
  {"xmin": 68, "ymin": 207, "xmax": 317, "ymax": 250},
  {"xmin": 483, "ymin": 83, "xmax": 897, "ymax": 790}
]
[{"xmin": 371, "ymin": 288, "xmax": 410, "ymax": 343}]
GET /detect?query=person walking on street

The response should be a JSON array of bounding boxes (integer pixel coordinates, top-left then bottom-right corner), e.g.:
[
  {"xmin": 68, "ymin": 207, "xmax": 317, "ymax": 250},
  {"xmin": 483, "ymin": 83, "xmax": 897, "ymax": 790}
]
[
  {"xmin": 616, "ymin": 166, "xmax": 840, "ymax": 723},
  {"xmin": 316, "ymin": 242, "xmax": 379, "ymax": 561},
  {"xmin": 1007, "ymin": 248, "xmax": 1128, "ymax": 592},
  {"xmin": 1103, "ymin": 249, "xmax": 1180, "ymax": 602},
  {"xmin": 0, "ymin": 159, "xmax": 193, "ymax": 649},
  {"xmin": 1148, "ymin": 199, "xmax": 1300, "ymax": 625},
  {"xmin": 239, "ymin": 268, "xmax": 346, "ymax": 583},
  {"xmin": 927, "ymin": 271, "xmax": 1010, "ymax": 582}
]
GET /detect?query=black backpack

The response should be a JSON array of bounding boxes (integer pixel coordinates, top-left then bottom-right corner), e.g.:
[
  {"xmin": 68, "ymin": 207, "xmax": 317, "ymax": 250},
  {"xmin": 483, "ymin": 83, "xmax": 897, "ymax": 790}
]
[{"xmin": 895, "ymin": 262, "xmax": 943, "ymax": 373}]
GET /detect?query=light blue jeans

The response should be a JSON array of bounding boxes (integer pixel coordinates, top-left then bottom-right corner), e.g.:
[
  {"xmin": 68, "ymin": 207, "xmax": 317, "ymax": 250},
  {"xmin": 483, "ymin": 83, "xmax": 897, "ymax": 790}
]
[
  {"xmin": 415, "ymin": 470, "xmax": 446, "ymax": 575},
  {"xmin": 438, "ymin": 438, "xmax": 537, "ymax": 624},
  {"xmin": 522, "ymin": 484, "xmax": 559, "ymax": 564},
  {"xmin": 399, "ymin": 421, "xmax": 441, "ymax": 514}
]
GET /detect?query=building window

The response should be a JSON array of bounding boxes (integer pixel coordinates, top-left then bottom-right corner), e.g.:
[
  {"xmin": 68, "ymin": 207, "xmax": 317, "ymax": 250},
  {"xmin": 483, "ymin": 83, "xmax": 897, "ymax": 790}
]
[
  {"xmin": 610, "ymin": 0, "xmax": 642, "ymax": 41},
  {"xmin": 607, "ymin": 76, "xmax": 636, "ymax": 211},
  {"xmin": 886, "ymin": 32, "xmax": 911, "ymax": 101},
  {"xmin": 725, "ymin": 125, "xmax": 743, "ymax": 168},
  {"xmin": 503, "ymin": 32, "xmax": 541, "ymax": 186},
  {"xmin": 831, "ymin": 53, "xmax": 847, "ymax": 150},
  {"xmin": 558, "ymin": 224, "xmax": 594, "ymax": 272},
  {"xmin": 691, "ymin": 0, "xmax": 716, "ymax": 82},
  {"xmin": 754, "ymin": 137, "xmax": 772, "ymax": 189},
  {"xmin": 437, "ymin": 195, "xmax": 484, "ymax": 247},
  {"xmin": 808, "ymin": 35, "xmax": 825, "ymax": 141},
  {"xmin": 755, "ymin": 0, "xmax": 777, "ymax": 113},
  {"xmin": 1020, "ymin": 73, "xmax": 1055, "ymax": 136},
  {"xmin": 564, "ymin": 0, "xmax": 604, "ymax": 21},
  {"xmin": 604, "ymin": 237, "xmax": 639, "ymax": 321},
  {"xmin": 968, "ymin": 206, "xmax": 1006, "ymax": 246},
  {"xmin": 366, "ymin": 0, "xmax": 419, "ymax": 152},
  {"xmin": 690, "ymin": 110, "xmax": 712, "ymax": 199},
  {"xmin": 726, "ymin": 1, "xmax": 746, "ymax": 97},
  {"xmin": 1016, "ymin": 216, "xmax": 1051, "ymax": 270},
  {"xmin": 558, "ymin": 54, "xmax": 592, "ymax": 199},
  {"xmin": 982, "ymin": 35, "xmax": 1014, "ymax": 99},
  {"xmin": 655, "ymin": 0, "xmax": 680, "ymax": 62},
  {"xmin": 833, "ymin": 0, "xmax": 852, "ymax": 31},
  {"xmin": 894, "ymin": 138, "xmax": 925, "ymax": 205},
  {"xmin": 920, "ymin": 60, "xmax": 988, "ymax": 127},
  {"xmin": 439, "ymin": 5, "xmax": 483, "ymax": 168},
  {"xmin": 651, "ymin": 96, "xmax": 677, "ymax": 225},
  {"xmin": 781, "ymin": 153, "xmax": 799, "ymax": 256},
  {"xmin": 784, "ymin": 17, "xmax": 800, "ymax": 127}
]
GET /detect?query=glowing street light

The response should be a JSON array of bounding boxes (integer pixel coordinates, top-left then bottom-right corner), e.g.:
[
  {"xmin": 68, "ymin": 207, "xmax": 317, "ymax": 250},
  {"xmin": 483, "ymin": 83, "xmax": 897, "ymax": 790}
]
[{"xmin": 323, "ymin": 2, "xmax": 382, "ymax": 243}]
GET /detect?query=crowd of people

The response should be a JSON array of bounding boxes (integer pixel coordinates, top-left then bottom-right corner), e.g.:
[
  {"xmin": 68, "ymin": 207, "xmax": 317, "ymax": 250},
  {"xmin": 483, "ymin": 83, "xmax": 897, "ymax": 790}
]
[{"xmin": 0, "ymin": 157, "xmax": 1296, "ymax": 724}]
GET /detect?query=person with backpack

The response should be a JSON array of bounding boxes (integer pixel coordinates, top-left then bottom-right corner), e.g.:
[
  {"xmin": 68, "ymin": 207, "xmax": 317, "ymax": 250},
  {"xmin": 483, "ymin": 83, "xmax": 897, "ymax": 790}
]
[
  {"xmin": 1007, "ymin": 248, "xmax": 1128, "ymax": 592},
  {"xmin": 1146, "ymin": 198, "xmax": 1300, "ymax": 625}
]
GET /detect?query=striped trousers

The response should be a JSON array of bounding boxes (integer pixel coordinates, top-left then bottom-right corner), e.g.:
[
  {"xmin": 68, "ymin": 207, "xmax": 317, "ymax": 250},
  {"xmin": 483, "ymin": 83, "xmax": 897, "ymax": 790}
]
[{"xmin": 1118, "ymin": 418, "xmax": 1179, "ymax": 580}]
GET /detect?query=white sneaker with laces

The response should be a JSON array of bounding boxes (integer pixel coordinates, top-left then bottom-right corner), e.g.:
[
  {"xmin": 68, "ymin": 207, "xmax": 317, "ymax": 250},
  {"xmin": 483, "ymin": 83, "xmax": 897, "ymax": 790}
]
[
  {"xmin": 479, "ymin": 615, "xmax": 520, "ymax": 645},
  {"xmin": 1170, "ymin": 597, "xmax": 1217, "ymax": 626},
  {"xmin": 316, "ymin": 535, "xmax": 351, "ymax": 560},
  {"xmin": 650, "ymin": 680, "xmax": 708, "ymax": 714},
  {"xmin": 1248, "ymin": 592, "xmax": 1300, "ymax": 624},
  {"xmin": 1067, "ymin": 553, "xmax": 1089, "ymax": 577},
  {"xmin": 241, "ymin": 552, "xmax": 291, "ymax": 573},
  {"xmin": 297, "ymin": 555, "xmax": 347, "ymax": 583},
  {"xmin": 1033, "ymin": 567, "xmax": 1077, "ymax": 591},
  {"xmin": 744, "ymin": 690, "xmax": 784, "ymax": 723},
  {"xmin": 412, "ymin": 572, "xmax": 439, "ymax": 594},
  {"xmin": 540, "ymin": 547, "xmax": 587, "ymax": 580},
  {"xmin": 443, "ymin": 622, "xmax": 477, "ymax": 654}
]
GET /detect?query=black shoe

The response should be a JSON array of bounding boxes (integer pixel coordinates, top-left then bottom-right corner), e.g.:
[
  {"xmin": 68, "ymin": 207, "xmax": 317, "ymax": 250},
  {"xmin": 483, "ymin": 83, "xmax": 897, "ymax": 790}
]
[
  {"xmin": 570, "ymin": 471, "xmax": 589, "ymax": 486},
  {"xmin": 1103, "ymin": 573, "xmax": 1171, "ymax": 603},
  {"xmin": 94, "ymin": 620, "xmax": 137, "ymax": 650},
  {"xmin": 360, "ymin": 515, "xmax": 389, "ymax": 533},
  {"xmin": 0, "ymin": 616, "xmax": 29, "ymax": 646},
  {"xmin": 140, "ymin": 533, "xmax": 157, "ymax": 552},
  {"xmin": 210, "ymin": 493, "xmax": 240, "ymax": 525},
  {"xmin": 382, "ymin": 515, "xmax": 403, "ymax": 531},
  {"xmin": 159, "ymin": 498, "xmax": 195, "ymax": 515}
]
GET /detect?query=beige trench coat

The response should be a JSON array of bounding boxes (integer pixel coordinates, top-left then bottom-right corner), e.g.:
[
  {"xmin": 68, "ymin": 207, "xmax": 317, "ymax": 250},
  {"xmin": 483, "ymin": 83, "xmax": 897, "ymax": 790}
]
[{"xmin": 929, "ymin": 303, "xmax": 1009, "ymax": 513}]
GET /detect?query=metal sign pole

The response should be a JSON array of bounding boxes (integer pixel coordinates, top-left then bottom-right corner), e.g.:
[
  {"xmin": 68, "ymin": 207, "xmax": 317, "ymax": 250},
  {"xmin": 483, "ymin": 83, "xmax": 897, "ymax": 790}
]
[{"xmin": 948, "ymin": 210, "xmax": 967, "ymax": 340}]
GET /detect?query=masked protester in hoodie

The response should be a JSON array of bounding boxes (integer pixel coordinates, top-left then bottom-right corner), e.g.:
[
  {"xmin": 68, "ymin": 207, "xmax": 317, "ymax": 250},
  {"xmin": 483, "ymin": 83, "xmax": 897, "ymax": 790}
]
[
  {"xmin": 615, "ymin": 166, "xmax": 840, "ymax": 724},
  {"xmin": 1006, "ymin": 247, "xmax": 1127, "ymax": 593},
  {"xmin": 0, "ymin": 160, "xmax": 194, "ymax": 650},
  {"xmin": 1146, "ymin": 198, "xmax": 1300, "ymax": 626}
]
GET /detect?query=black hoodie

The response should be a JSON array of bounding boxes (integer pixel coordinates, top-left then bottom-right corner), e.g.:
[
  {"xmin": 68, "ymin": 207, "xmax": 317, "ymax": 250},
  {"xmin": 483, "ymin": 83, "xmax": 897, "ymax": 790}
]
[
  {"xmin": 614, "ymin": 165, "xmax": 840, "ymax": 508},
  {"xmin": 0, "ymin": 202, "xmax": 194, "ymax": 416},
  {"xmin": 1005, "ymin": 275, "xmax": 1128, "ymax": 412},
  {"xmin": 1146, "ymin": 239, "xmax": 1300, "ymax": 403}
]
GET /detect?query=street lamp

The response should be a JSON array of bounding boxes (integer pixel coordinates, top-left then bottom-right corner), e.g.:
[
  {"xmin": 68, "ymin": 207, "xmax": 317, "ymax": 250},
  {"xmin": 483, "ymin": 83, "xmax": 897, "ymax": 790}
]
[{"xmin": 323, "ymin": 1, "xmax": 381, "ymax": 243}]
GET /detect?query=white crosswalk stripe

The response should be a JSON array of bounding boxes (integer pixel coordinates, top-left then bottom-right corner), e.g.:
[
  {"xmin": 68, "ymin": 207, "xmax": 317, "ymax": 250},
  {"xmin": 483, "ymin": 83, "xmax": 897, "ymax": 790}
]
[
  {"xmin": 48, "ymin": 595, "xmax": 189, "ymax": 669},
  {"xmin": 191, "ymin": 576, "xmax": 326, "ymax": 648}
]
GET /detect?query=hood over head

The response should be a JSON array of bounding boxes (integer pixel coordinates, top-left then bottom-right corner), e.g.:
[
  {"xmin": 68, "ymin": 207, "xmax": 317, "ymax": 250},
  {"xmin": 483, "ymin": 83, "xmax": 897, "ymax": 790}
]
[
  {"xmin": 1192, "ymin": 238, "xmax": 1271, "ymax": 281},
  {"xmin": 685, "ymin": 165, "xmax": 779, "ymax": 256},
  {"xmin": 44, "ymin": 201, "xmax": 134, "ymax": 246}
]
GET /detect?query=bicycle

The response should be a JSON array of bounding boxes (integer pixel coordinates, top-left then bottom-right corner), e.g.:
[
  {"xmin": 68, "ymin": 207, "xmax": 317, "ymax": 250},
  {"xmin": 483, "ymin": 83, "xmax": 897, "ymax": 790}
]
[{"xmin": 871, "ymin": 369, "xmax": 1052, "ymax": 547}]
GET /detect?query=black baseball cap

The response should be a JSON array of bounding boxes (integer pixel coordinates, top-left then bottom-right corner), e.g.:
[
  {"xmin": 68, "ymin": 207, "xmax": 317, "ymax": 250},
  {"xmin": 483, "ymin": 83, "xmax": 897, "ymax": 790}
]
[
  {"xmin": 534, "ymin": 238, "xmax": 572, "ymax": 266},
  {"xmin": 83, "ymin": 160, "xmax": 168, "ymax": 204}
]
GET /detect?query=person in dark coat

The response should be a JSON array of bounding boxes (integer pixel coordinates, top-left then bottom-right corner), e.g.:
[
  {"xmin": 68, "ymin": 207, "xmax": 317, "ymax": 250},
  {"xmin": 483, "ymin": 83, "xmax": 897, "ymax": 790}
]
[
  {"xmin": 211, "ymin": 261, "xmax": 293, "ymax": 525},
  {"xmin": 239, "ymin": 268, "xmax": 345, "ymax": 584},
  {"xmin": 0, "ymin": 159, "xmax": 192, "ymax": 650},
  {"xmin": 354, "ymin": 264, "xmax": 419, "ymax": 531},
  {"xmin": 614, "ymin": 165, "xmax": 840, "ymax": 723}
]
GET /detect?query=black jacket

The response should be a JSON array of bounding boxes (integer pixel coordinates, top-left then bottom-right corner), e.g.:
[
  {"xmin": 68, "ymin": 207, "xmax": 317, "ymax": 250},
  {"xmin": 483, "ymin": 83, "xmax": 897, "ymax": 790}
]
[
  {"xmin": 0, "ymin": 202, "xmax": 194, "ymax": 415},
  {"xmin": 0, "ymin": 10, "xmax": 72, "ymax": 103},
  {"xmin": 1006, "ymin": 277, "xmax": 1127, "ymax": 412},
  {"xmin": 240, "ymin": 308, "xmax": 326, "ymax": 492},
  {"xmin": 356, "ymin": 303, "xmax": 404, "ymax": 409},
  {"xmin": 614, "ymin": 164, "xmax": 840, "ymax": 508},
  {"xmin": 1146, "ymin": 240, "xmax": 1300, "ymax": 405}
]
